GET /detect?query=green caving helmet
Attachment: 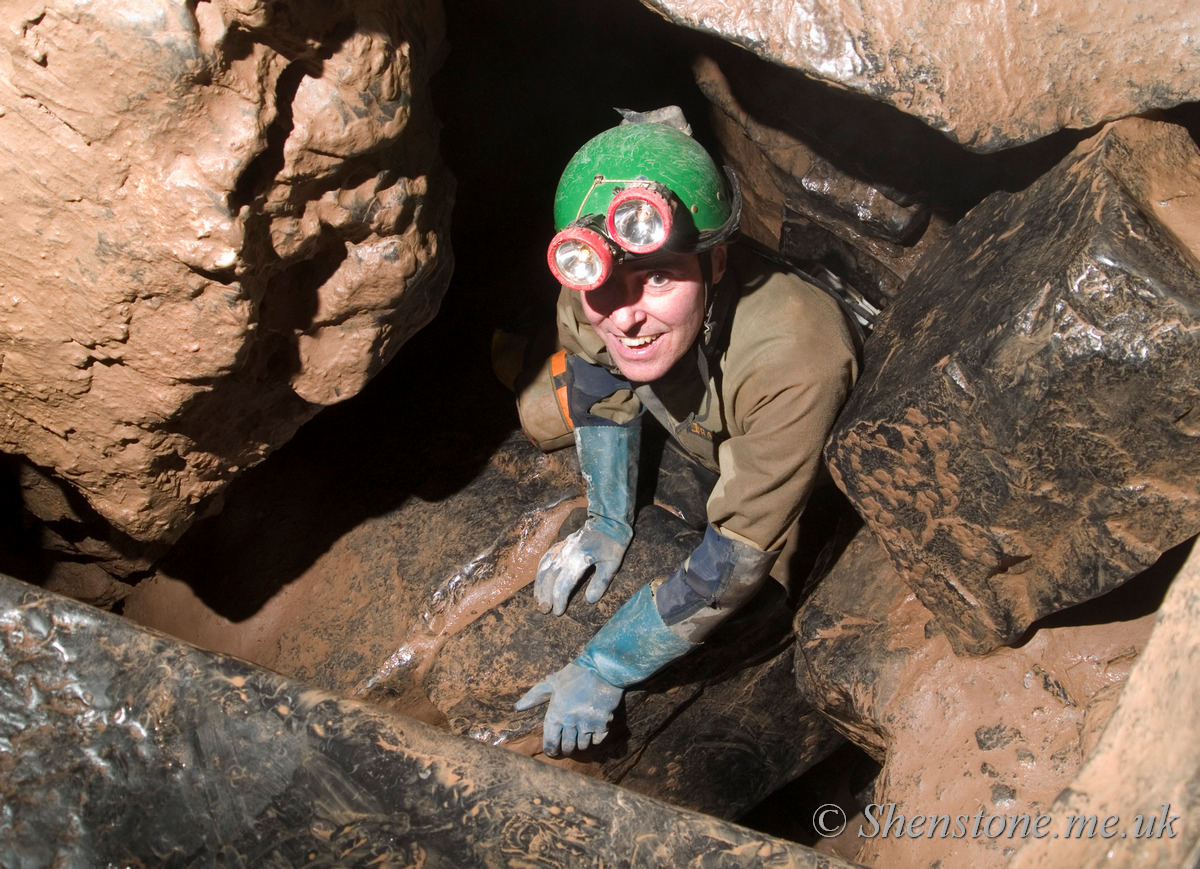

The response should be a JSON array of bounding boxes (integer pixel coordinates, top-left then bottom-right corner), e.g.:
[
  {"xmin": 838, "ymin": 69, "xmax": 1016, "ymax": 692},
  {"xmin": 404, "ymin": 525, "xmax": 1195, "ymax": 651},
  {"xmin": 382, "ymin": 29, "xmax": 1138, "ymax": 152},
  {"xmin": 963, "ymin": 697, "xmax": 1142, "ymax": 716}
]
[
  {"xmin": 553, "ymin": 121, "xmax": 739, "ymax": 249},
  {"xmin": 547, "ymin": 120, "xmax": 741, "ymax": 290}
]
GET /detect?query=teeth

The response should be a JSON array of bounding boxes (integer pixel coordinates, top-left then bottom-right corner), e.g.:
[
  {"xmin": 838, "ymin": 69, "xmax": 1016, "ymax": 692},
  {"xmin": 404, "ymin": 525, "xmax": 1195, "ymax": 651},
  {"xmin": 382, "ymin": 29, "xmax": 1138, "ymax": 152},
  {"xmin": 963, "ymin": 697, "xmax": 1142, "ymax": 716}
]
[{"xmin": 620, "ymin": 335, "xmax": 658, "ymax": 348}]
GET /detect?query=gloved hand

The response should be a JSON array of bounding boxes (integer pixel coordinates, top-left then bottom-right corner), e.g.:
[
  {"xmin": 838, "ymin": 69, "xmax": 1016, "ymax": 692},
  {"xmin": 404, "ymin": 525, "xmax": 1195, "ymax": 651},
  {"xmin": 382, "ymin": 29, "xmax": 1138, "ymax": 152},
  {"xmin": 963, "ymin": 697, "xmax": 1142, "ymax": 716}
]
[
  {"xmin": 534, "ymin": 524, "xmax": 628, "ymax": 615},
  {"xmin": 516, "ymin": 585, "xmax": 695, "ymax": 756},
  {"xmin": 535, "ymin": 423, "xmax": 638, "ymax": 615},
  {"xmin": 515, "ymin": 662, "xmax": 625, "ymax": 755}
]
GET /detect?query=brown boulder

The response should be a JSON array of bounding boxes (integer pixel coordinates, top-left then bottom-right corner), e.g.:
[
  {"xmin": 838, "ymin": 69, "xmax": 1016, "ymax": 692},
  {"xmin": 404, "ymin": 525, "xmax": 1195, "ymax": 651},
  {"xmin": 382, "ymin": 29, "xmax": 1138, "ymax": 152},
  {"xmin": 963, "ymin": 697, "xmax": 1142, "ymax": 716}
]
[
  {"xmin": 795, "ymin": 519, "xmax": 1170, "ymax": 868},
  {"xmin": 826, "ymin": 117, "xmax": 1200, "ymax": 654},
  {"xmin": 0, "ymin": 0, "xmax": 452, "ymax": 558}
]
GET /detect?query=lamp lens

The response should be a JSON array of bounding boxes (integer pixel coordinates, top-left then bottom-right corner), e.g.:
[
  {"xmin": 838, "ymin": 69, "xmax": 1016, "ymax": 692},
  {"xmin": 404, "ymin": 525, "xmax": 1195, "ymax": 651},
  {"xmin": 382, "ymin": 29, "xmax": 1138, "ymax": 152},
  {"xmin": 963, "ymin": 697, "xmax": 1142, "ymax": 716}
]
[
  {"xmin": 606, "ymin": 186, "xmax": 673, "ymax": 254},
  {"xmin": 554, "ymin": 239, "xmax": 604, "ymax": 286},
  {"xmin": 611, "ymin": 198, "xmax": 667, "ymax": 250}
]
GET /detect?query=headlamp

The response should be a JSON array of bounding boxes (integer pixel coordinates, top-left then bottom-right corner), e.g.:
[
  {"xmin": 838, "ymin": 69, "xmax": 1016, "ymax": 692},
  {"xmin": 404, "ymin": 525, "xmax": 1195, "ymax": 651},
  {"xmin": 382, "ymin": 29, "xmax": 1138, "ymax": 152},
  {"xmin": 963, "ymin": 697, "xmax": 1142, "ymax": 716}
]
[
  {"xmin": 547, "ymin": 178, "xmax": 678, "ymax": 291},
  {"xmin": 606, "ymin": 185, "xmax": 673, "ymax": 254},
  {"xmin": 546, "ymin": 225, "xmax": 613, "ymax": 291}
]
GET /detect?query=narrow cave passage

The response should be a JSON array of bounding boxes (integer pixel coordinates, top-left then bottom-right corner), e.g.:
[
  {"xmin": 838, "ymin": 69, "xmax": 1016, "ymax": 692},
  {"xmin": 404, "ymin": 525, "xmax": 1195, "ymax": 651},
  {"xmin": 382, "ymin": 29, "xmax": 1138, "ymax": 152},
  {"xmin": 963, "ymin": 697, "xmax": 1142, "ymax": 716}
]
[{"xmin": 8, "ymin": 1, "xmax": 1200, "ymax": 865}]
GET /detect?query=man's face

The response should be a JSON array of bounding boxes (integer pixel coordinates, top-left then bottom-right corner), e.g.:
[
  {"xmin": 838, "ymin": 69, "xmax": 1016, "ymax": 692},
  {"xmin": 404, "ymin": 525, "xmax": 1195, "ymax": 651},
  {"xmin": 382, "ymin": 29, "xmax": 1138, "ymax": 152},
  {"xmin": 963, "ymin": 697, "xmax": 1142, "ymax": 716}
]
[{"xmin": 578, "ymin": 246, "xmax": 726, "ymax": 383}]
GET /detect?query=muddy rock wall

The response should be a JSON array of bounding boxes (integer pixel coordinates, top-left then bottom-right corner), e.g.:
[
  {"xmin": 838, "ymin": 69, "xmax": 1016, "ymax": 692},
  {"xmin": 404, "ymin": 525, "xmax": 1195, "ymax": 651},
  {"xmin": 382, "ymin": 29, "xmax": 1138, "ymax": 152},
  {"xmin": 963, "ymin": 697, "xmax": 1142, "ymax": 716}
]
[
  {"xmin": 0, "ymin": 0, "xmax": 452, "ymax": 571},
  {"xmin": 641, "ymin": 0, "xmax": 1200, "ymax": 152}
]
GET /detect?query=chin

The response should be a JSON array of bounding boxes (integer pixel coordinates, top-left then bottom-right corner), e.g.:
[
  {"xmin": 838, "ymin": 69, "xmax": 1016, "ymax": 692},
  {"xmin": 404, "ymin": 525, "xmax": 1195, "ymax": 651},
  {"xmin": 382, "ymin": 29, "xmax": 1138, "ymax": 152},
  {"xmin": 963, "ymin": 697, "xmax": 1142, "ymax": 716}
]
[
  {"xmin": 604, "ymin": 335, "xmax": 690, "ymax": 384},
  {"xmin": 613, "ymin": 356, "xmax": 675, "ymax": 383}
]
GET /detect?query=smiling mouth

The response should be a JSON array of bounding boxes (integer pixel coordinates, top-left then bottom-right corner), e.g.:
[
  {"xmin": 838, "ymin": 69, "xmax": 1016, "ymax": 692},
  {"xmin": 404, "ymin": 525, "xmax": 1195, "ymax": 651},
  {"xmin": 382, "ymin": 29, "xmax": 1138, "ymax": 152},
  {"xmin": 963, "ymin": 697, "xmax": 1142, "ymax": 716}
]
[{"xmin": 618, "ymin": 334, "xmax": 659, "ymax": 348}]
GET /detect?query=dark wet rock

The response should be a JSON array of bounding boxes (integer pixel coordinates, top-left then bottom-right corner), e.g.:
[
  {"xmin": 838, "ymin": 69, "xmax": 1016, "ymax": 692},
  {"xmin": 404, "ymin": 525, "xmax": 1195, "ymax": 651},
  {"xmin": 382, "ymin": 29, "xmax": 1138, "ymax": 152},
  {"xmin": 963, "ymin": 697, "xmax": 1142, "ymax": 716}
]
[
  {"xmin": 691, "ymin": 46, "xmax": 1087, "ymax": 311},
  {"xmin": 0, "ymin": 573, "xmax": 858, "ymax": 869},
  {"xmin": 696, "ymin": 51, "xmax": 939, "ymax": 308},
  {"xmin": 825, "ymin": 117, "xmax": 1200, "ymax": 654},
  {"xmin": 793, "ymin": 519, "xmax": 914, "ymax": 759}
]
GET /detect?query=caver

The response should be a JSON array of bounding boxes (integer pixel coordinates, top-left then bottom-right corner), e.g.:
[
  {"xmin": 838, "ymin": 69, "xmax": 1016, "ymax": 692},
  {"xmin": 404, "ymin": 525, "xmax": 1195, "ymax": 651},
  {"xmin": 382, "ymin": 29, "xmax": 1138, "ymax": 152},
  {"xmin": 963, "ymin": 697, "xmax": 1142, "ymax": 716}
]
[{"xmin": 514, "ymin": 108, "xmax": 861, "ymax": 756}]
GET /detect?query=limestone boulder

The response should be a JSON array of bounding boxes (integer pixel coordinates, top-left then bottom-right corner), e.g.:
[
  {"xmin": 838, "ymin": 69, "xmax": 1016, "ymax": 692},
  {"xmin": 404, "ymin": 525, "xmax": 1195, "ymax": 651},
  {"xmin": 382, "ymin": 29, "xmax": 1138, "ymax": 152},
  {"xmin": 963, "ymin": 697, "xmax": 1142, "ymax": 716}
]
[
  {"xmin": 0, "ymin": 573, "xmax": 855, "ymax": 868},
  {"xmin": 826, "ymin": 117, "xmax": 1200, "ymax": 654},
  {"xmin": 0, "ymin": 0, "xmax": 452, "ymax": 560},
  {"xmin": 644, "ymin": 0, "xmax": 1200, "ymax": 152}
]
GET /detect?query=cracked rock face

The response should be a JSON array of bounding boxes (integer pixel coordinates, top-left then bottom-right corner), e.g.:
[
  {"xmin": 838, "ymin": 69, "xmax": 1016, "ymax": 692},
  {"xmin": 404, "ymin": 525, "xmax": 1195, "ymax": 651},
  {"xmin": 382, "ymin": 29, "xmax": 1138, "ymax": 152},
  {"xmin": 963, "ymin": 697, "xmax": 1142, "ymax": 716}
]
[
  {"xmin": 0, "ymin": 0, "xmax": 452, "ymax": 554},
  {"xmin": 643, "ymin": 0, "xmax": 1200, "ymax": 152}
]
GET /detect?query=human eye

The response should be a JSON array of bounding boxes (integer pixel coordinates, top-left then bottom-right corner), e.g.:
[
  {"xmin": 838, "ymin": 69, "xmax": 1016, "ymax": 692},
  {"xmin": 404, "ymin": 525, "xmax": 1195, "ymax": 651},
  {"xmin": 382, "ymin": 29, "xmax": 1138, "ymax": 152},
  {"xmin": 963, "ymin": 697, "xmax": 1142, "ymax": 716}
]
[{"xmin": 645, "ymin": 271, "xmax": 671, "ymax": 288}]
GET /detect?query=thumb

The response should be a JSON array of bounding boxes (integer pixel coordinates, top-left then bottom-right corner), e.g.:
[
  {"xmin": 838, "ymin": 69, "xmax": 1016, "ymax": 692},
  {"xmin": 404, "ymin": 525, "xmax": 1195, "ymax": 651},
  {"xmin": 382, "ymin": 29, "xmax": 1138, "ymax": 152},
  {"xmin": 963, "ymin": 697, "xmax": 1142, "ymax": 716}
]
[{"xmin": 514, "ymin": 680, "xmax": 553, "ymax": 712}]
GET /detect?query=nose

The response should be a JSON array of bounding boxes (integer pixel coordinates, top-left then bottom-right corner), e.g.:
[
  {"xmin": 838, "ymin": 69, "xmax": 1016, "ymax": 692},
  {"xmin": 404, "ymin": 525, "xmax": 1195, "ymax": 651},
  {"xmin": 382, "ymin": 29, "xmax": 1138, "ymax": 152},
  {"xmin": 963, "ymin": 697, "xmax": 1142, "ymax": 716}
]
[
  {"xmin": 591, "ymin": 270, "xmax": 646, "ymax": 331},
  {"xmin": 608, "ymin": 293, "xmax": 646, "ymax": 332}
]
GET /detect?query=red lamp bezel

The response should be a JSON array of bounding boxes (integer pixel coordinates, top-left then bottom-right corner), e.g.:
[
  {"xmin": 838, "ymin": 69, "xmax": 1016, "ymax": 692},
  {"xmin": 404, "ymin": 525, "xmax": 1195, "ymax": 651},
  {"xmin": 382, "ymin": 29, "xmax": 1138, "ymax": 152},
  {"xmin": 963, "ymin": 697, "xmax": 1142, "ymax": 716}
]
[{"xmin": 547, "ymin": 226, "xmax": 614, "ymax": 291}]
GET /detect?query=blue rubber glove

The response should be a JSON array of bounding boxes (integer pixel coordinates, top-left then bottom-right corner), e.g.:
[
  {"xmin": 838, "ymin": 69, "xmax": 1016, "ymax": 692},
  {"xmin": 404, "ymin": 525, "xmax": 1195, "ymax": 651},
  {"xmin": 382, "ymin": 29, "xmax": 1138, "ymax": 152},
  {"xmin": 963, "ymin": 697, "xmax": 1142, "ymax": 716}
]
[
  {"xmin": 535, "ymin": 424, "xmax": 638, "ymax": 615},
  {"xmin": 535, "ymin": 527, "xmax": 628, "ymax": 615},
  {"xmin": 517, "ymin": 584, "xmax": 695, "ymax": 755},
  {"xmin": 514, "ymin": 663, "xmax": 625, "ymax": 755}
]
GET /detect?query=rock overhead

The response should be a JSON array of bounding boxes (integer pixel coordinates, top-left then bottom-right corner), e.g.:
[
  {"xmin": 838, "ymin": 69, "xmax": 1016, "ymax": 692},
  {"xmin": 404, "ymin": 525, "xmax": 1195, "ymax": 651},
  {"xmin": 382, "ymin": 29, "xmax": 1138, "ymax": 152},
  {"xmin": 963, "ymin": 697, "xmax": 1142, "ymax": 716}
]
[{"xmin": 642, "ymin": 0, "xmax": 1200, "ymax": 151}]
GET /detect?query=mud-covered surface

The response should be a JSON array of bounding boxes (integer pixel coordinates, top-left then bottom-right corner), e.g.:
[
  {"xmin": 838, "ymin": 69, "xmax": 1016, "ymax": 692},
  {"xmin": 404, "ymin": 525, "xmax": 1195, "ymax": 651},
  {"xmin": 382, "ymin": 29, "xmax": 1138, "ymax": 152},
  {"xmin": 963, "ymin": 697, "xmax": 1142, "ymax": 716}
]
[
  {"xmin": 0, "ymin": 573, "xmax": 867, "ymax": 869},
  {"xmin": 826, "ymin": 117, "xmax": 1200, "ymax": 654},
  {"xmin": 1006, "ymin": 535, "xmax": 1200, "ymax": 869},
  {"xmin": 0, "ymin": 0, "xmax": 452, "ymax": 556},
  {"xmin": 795, "ymin": 517, "xmax": 1181, "ymax": 868},
  {"xmin": 124, "ymin": 367, "xmax": 843, "ymax": 819}
]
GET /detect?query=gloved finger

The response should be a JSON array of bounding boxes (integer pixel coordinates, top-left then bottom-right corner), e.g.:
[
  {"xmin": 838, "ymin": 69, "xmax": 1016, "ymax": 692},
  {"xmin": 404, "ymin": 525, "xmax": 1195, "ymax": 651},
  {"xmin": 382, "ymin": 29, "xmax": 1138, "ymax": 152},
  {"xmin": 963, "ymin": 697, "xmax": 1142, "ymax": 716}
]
[
  {"xmin": 542, "ymin": 720, "xmax": 564, "ymax": 756},
  {"xmin": 583, "ymin": 562, "xmax": 616, "ymax": 604},
  {"xmin": 535, "ymin": 543, "xmax": 593, "ymax": 616},
  {"xmin": 576, "ymin": 729, "xmax": 594, "ymax": 751},
  {"xmin": 559, "ymin": 723, "xmax": 579, "ymax": 756},
  {"xmin": 533, "ymin": 546, "xmax": 565, "ymax": 613},
  {"xmin": 514, "ymin": 681, "xmax": 553, "ymax": 711},
  {"xmin": 549, "ymin": 566, "xmax": 584, "ymax": 616},
  {"xmin": 592, "ymin": 726, "xmax": 608, "ymax": 746}
]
